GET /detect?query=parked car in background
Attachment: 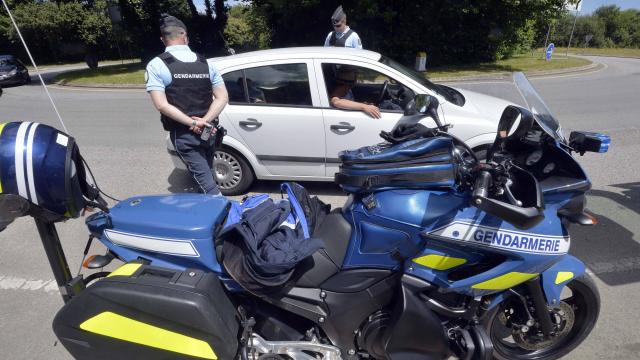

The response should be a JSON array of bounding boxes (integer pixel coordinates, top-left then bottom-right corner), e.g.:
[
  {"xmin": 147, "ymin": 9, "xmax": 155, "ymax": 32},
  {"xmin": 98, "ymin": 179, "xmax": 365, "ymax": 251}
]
[
  {"xmin": 0, "ymin": 55, "xmax": 31, "ymax": 86},
  {"xmin": 167, "ymin": 47, "xmax": 513, "ymax": 195}
]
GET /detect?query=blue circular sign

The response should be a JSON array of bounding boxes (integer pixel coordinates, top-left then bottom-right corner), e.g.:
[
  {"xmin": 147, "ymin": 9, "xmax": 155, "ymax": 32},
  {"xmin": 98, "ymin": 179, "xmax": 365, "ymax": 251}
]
[{"xmin": 546, "ymin": 43, "xmax": 555, "ymax": 60}]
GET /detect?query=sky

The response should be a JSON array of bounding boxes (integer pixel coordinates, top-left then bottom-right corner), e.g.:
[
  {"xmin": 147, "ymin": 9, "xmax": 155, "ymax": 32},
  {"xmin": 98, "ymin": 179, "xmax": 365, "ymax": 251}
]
[
  {"xmin": 194, "ymin": 0, "xmax": 640, "ymax": 14},
  {"xmin": 579, "ymin": 0, "xmax": 640, "ymax": 13}
]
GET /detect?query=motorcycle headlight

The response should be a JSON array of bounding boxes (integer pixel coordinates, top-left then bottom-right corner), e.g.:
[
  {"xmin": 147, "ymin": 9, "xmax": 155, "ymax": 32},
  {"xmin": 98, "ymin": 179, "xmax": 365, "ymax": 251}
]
[{"xmin": 8, "ymin": 69, "xmax": 17, "ymax": 76}]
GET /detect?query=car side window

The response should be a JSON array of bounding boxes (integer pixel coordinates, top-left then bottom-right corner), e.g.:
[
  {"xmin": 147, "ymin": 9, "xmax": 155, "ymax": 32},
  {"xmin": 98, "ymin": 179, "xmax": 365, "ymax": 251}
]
[
  {"xmin": 243, "ymin": 64, "xmax": 312, "ymax": 106},
  {"xmin": 222, "ymin": 70, "xmax": 248, "ymax": 103},
  {"xmin": 322, "ymin": 63, "xmax": 415, "ymax": 111}
]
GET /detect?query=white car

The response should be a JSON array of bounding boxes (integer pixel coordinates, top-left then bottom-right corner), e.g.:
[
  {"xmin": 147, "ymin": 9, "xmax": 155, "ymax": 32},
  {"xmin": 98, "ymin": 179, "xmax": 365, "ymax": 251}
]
[{"xmin": 167, "ymin": 47, "xmax": 512, "ymax": 195}]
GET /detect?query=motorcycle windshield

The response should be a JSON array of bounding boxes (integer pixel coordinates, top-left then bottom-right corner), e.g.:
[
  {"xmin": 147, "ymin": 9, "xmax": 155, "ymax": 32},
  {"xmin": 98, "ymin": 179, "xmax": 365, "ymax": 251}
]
[{"xmin": 513, "ymin": 72, "xmax": 566, "ymax": 143}]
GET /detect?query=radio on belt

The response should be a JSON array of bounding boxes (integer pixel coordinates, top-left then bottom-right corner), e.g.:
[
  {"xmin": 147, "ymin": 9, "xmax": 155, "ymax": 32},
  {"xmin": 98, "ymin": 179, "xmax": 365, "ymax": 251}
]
[{"xmin": 200, "ymin": 123, "xmax": 214, "ymax": 141}]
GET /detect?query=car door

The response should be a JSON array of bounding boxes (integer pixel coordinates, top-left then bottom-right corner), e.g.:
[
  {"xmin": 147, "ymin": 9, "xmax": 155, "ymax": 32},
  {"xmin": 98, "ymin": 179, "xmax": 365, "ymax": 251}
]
[
  {"xmin": 221, "ymin": 60, "xmax": 326, "ymax": 177},
  {"xmin": 315, "ymin": 60, "xmax": 435, "ymax": 177}
]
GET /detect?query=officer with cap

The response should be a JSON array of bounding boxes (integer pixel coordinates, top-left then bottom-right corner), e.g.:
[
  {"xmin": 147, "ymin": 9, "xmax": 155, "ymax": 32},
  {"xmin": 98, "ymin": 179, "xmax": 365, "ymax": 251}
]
[
  {"xmin": 146, "ymin": 14, "xmax": 228, "ymax": 196},
  {"xmin": 324, "ymin": 5, "xmax": 362, "ymax": 49}
]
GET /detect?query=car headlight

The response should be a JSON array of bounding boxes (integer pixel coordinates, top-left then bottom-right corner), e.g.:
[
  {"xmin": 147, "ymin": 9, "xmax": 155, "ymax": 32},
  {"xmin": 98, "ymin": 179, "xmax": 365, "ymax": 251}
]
[{"xmin": 8, "ymin": 69, "xmax": 17, "ymax": 76}]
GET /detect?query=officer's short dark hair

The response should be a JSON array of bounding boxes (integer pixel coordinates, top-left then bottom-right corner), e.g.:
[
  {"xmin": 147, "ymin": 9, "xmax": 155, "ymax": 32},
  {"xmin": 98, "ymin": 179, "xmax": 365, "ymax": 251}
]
[
  {"xmin": 162, "ymin": 25, "xmax": 186, "ymax": 40},
  {"xmin": 160, "ymin": 13, "xmax": 187, "ymax": 38}
]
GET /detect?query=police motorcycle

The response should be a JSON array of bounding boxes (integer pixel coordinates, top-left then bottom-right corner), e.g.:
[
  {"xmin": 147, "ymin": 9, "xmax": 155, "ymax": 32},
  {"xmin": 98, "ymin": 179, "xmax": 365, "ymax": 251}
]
[{"xmin": 0, "ymin": 72, "xmax": 609, "ymax": 360}]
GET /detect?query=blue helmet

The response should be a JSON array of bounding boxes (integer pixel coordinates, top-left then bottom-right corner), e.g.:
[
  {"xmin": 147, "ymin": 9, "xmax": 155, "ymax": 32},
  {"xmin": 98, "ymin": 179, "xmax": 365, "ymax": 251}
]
[{"xmin": 0, "ymin": 122, "xmax": 96, "ymax": 228}]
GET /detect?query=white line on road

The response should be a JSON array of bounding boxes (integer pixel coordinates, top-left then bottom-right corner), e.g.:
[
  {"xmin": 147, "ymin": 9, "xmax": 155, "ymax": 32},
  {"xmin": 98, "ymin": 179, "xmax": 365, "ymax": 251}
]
[{"xmin": 0, "ymin": 275, "xmax": 59, "ymax": 294}]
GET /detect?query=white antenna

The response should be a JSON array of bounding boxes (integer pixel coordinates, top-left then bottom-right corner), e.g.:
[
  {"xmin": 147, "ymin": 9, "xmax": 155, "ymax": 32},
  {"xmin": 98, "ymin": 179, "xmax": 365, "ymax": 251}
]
[{"xmin": 1, "ymin": 0, "xmax": 69, "ymax": 134}]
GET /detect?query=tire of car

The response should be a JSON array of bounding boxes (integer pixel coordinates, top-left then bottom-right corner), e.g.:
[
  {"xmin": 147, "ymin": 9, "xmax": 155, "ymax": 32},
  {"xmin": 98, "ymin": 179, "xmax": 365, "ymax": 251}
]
[{"xmin": 213, "ymin": 146, "xmax": 255, "ymax": 196}]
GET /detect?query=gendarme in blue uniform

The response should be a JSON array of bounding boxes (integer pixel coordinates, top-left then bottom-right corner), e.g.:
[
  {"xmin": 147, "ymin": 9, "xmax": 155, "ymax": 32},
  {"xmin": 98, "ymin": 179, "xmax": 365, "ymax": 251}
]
[
  {"xmin": 146, "ymin": 45, "xmax": 224, "ymax": 195},
  {"xmin": 323, "ymin": 26, "xmax": 362, "ymax": 49}
]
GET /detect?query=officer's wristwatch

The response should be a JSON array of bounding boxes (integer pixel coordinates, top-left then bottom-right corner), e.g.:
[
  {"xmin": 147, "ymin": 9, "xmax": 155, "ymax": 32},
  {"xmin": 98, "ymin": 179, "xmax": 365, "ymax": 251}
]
[{"xmin": 191, "ymin": 120, "xmax": 197, "ymax": 127}]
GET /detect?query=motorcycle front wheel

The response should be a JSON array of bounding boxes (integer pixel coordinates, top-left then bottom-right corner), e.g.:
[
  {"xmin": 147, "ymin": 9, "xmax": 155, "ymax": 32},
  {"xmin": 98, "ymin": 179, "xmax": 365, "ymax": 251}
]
[{"xmin": 484, "ymin": 273, "xmax": 600, "ymax": 360}]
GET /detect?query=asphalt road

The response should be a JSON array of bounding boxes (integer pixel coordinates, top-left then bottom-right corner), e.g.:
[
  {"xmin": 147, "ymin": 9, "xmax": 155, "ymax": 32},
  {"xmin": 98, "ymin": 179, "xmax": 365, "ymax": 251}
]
[{"xmin": 0, "ymin": 56, "xmax": 639, "ymax": 359}]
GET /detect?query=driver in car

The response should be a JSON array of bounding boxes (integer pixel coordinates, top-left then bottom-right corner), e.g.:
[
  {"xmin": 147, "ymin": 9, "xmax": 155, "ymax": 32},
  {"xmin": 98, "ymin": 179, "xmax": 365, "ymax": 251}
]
[{"xmin": 330, "ymin": 67, "xmax": 381, "ymax": 119}]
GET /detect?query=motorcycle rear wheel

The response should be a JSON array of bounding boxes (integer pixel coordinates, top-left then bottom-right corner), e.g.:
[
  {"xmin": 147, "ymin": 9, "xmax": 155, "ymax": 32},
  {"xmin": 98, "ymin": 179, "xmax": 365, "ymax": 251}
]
[{"xmin": 485, "ymin": 273, "xmax": 600, "ymax": 360}]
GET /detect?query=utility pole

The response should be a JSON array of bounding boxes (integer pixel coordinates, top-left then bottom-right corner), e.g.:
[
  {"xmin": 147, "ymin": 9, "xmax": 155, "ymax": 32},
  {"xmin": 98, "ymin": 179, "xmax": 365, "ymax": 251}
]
[
  {"xmin": 566, "ymin": 0, "xmax": 582, "ymax": 56},
  {"xmin": 543, "ymin": 23, "xmax": 552, "ymax": 59}
]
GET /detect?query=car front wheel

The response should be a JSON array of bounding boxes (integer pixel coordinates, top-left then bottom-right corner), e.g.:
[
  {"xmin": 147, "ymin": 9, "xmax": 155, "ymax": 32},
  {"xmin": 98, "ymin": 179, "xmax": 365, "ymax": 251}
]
[{"xmin": 213, "ymin": 147, "xmax": 254, "ymax": 196}]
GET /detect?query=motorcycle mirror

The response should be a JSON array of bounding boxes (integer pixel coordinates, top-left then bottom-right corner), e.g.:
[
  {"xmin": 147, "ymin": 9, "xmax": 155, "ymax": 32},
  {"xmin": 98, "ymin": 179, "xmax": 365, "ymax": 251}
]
[
  {"xmin": 487, "ymin": 105, "xmax": 534, "ymax": 161},
  {"xmin": 498, "ymin": 106, "xmax": 533, "ymax": 140}
]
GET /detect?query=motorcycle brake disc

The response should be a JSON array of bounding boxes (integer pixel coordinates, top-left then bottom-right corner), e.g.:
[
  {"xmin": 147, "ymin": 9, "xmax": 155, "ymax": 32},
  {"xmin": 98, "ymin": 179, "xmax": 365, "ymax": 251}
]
[{"xmin": 512, "ymin": 301, "xmax": 575, "ymax": 351}]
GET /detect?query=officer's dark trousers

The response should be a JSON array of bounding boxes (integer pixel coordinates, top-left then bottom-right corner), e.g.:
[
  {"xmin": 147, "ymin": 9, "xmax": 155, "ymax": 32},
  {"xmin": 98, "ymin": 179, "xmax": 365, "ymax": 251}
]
[{"xmin": 170, "ymin": 128, "xmax": 221, "ymax": 195}]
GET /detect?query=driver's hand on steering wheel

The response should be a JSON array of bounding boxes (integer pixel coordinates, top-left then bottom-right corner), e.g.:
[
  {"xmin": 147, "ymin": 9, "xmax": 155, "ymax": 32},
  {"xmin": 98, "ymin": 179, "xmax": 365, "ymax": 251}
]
[{"xmin": 361, "ymin": 104, "xmax": 381, "ymax": 119}]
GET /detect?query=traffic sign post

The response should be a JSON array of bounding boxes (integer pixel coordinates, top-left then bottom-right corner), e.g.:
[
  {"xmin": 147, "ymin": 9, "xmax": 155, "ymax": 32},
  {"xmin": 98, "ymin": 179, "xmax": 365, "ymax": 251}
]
[{"xmin": 546, "ymin": 43, "xmax": 555, "ymax": 61}]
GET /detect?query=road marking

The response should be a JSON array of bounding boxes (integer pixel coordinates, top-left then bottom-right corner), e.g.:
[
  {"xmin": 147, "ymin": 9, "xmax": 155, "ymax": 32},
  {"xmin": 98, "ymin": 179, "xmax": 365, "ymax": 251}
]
[{"xmin": 0, "ymin": 275, "xmax": 59, "ymax": 294}]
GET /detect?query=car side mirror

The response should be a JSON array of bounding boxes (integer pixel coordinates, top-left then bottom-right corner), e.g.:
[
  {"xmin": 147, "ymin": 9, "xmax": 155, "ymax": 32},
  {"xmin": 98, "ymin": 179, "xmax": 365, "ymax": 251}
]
[
  {"xmin": 404, "ymin": 94, "xmax": 437, "ymax": 116},
  {"xmin": 404, "ymin": 94, "xmax": 443, "ymax": 128}
]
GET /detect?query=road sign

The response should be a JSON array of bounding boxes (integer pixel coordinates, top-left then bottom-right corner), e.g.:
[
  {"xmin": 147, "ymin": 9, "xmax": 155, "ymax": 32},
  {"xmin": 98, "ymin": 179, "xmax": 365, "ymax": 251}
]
[{"xmin": 546, "ymin": 43, "xmax": 555, "ymax": 60}]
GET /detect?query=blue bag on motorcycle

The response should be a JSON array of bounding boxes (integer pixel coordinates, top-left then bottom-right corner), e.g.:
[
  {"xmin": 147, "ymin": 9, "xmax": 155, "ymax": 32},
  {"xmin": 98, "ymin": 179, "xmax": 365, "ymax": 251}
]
[{"xmin": 335, "ymin": 137, "xmax": 457, "ymax": 192}]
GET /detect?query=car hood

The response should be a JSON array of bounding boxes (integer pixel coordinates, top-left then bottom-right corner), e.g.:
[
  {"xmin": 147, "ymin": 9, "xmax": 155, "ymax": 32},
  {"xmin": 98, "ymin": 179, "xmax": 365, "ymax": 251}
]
[{"xmin": 452, "ymin": 87, "xmax": 515, "ymax": 122}]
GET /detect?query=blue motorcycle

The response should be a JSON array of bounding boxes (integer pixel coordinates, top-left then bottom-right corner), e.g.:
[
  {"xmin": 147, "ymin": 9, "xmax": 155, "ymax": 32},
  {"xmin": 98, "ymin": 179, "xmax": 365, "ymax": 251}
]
[{"xmin": 0, "ymin": 73, "xmax": 608, "ymax": 360}]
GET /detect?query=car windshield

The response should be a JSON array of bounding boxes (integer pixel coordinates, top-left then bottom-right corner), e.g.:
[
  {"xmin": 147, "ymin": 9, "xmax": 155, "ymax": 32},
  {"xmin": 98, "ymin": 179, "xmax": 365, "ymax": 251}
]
[
  {"xmin": 513, "ymin": 72, "xmax": 565, "ymax": 142},
  {"xmin": 379, "ymin": 55, "xmax": 457, "ymax": 103}
]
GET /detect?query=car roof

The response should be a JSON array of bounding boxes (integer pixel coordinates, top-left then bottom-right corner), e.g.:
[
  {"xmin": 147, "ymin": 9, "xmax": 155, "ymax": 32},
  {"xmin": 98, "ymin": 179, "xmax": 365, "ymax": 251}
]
[{"xmin": 209, "ymin": 47, "xmax": 382, "ymax": 70}]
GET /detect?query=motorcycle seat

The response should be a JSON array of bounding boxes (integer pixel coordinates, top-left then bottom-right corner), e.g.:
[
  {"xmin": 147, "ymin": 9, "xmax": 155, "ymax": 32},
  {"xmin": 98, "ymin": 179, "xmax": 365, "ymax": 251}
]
[{"xmin": 293, "ymin": 210, "xmax": 352, "ymax": 288}]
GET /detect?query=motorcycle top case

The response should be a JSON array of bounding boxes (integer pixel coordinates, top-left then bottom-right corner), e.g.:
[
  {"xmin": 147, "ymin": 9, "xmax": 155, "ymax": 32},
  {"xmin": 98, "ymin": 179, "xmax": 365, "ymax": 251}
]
[
  {"xmin": 53, "ymin": 263, "xmax": 239, "ymax": 360},
  {"xmin": 335, "ymin": 137, "xmax": 457, "ymax": 192},
  {"xmin": 86, "ymin": 194, "xmax": 229, "ymax": 273}
]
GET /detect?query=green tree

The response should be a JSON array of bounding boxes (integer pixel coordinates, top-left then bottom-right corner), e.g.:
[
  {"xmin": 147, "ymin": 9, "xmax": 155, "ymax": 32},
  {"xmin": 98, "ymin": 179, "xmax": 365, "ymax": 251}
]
[
  {"xmin": 0, "ymin": 1, "xmax": 113, "ymax": 63},
  {"xmin": 250, "ymin": 0, "xmax": 566, "ymax": 66},
  {"xmin": 224, "ymin": 4, "xmax": 270, "ymax": 51}
]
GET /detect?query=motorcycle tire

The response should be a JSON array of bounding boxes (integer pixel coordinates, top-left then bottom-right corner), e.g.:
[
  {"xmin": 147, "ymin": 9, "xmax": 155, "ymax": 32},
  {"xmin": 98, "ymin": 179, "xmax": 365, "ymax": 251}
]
[{"xmin": 484, "ymin": 273, "xmax": 600, "ymax": 360}]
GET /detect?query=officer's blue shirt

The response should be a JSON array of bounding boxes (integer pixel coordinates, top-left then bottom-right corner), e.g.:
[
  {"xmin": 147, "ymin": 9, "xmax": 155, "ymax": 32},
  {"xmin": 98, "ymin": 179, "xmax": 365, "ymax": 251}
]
[
  {"xmin": 324, "ymin": 27, "xmax": 362, "ymax": 49},
  {"xmin": 146, "ymin": 45, "xmax": 224, "ymax": 92}
]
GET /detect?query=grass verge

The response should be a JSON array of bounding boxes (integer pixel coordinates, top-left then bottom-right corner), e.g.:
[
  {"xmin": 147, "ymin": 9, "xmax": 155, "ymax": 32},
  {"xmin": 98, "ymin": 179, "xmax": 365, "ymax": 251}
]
[
  {"xmin": 426, "ymin": 53, "xmax": 591, "ymax": 79},
  {"xmin": 568, "ymin": 47, "xmax": 640, "ymax": 58},
  {"xmin": 54, "ymin": 62, "xmax": 145, "ymax": 86}
]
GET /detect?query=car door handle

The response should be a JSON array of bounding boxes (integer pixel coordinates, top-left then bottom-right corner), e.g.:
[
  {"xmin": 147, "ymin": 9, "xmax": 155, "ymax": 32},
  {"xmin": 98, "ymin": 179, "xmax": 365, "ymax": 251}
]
[
  {"xmin": 239, "ymin": 118, "xmax": 262, "ymax": 129},
  {"xmin": 330, "ymin": 122, "xmax": 355, "ymax": 132}
]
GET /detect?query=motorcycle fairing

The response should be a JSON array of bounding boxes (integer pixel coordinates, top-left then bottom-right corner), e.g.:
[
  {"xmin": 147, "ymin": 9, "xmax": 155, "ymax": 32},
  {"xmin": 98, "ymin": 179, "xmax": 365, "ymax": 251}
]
[
  {"xmin": 404, "ymin": 196, "xmax": 574, "ymax": 298},
  {"xmin": 539, "ymin": 254, "xmax": 586, "ymax": 306},
  {"xmin": 341, "ymin": 189, "xmax": 467, "ymax": 269}
]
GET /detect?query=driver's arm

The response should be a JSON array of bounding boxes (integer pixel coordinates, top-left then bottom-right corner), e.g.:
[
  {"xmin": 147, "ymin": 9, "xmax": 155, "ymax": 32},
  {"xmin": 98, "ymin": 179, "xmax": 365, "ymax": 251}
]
[{"xmin": 330, "ymin": 87, "xmax": 381, "ymax": 119}]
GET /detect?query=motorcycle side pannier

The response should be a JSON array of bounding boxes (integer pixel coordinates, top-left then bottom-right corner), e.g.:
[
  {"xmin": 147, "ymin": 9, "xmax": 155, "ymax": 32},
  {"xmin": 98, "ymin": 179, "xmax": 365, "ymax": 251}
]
[
  {"xmin": 335, "ymin": 137, "xmax": 457, "ymax": 193},
  {"xmin": 53, "ymin": 263, "xmax": 239, "ymax": 360}
]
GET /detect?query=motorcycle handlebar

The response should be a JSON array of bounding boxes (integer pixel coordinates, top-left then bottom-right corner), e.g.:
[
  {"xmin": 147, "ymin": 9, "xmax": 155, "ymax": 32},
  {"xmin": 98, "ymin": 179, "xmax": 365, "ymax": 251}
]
[{"xmin": 472, "ymin": 171, "xmax": 492, "ymax": 200}]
